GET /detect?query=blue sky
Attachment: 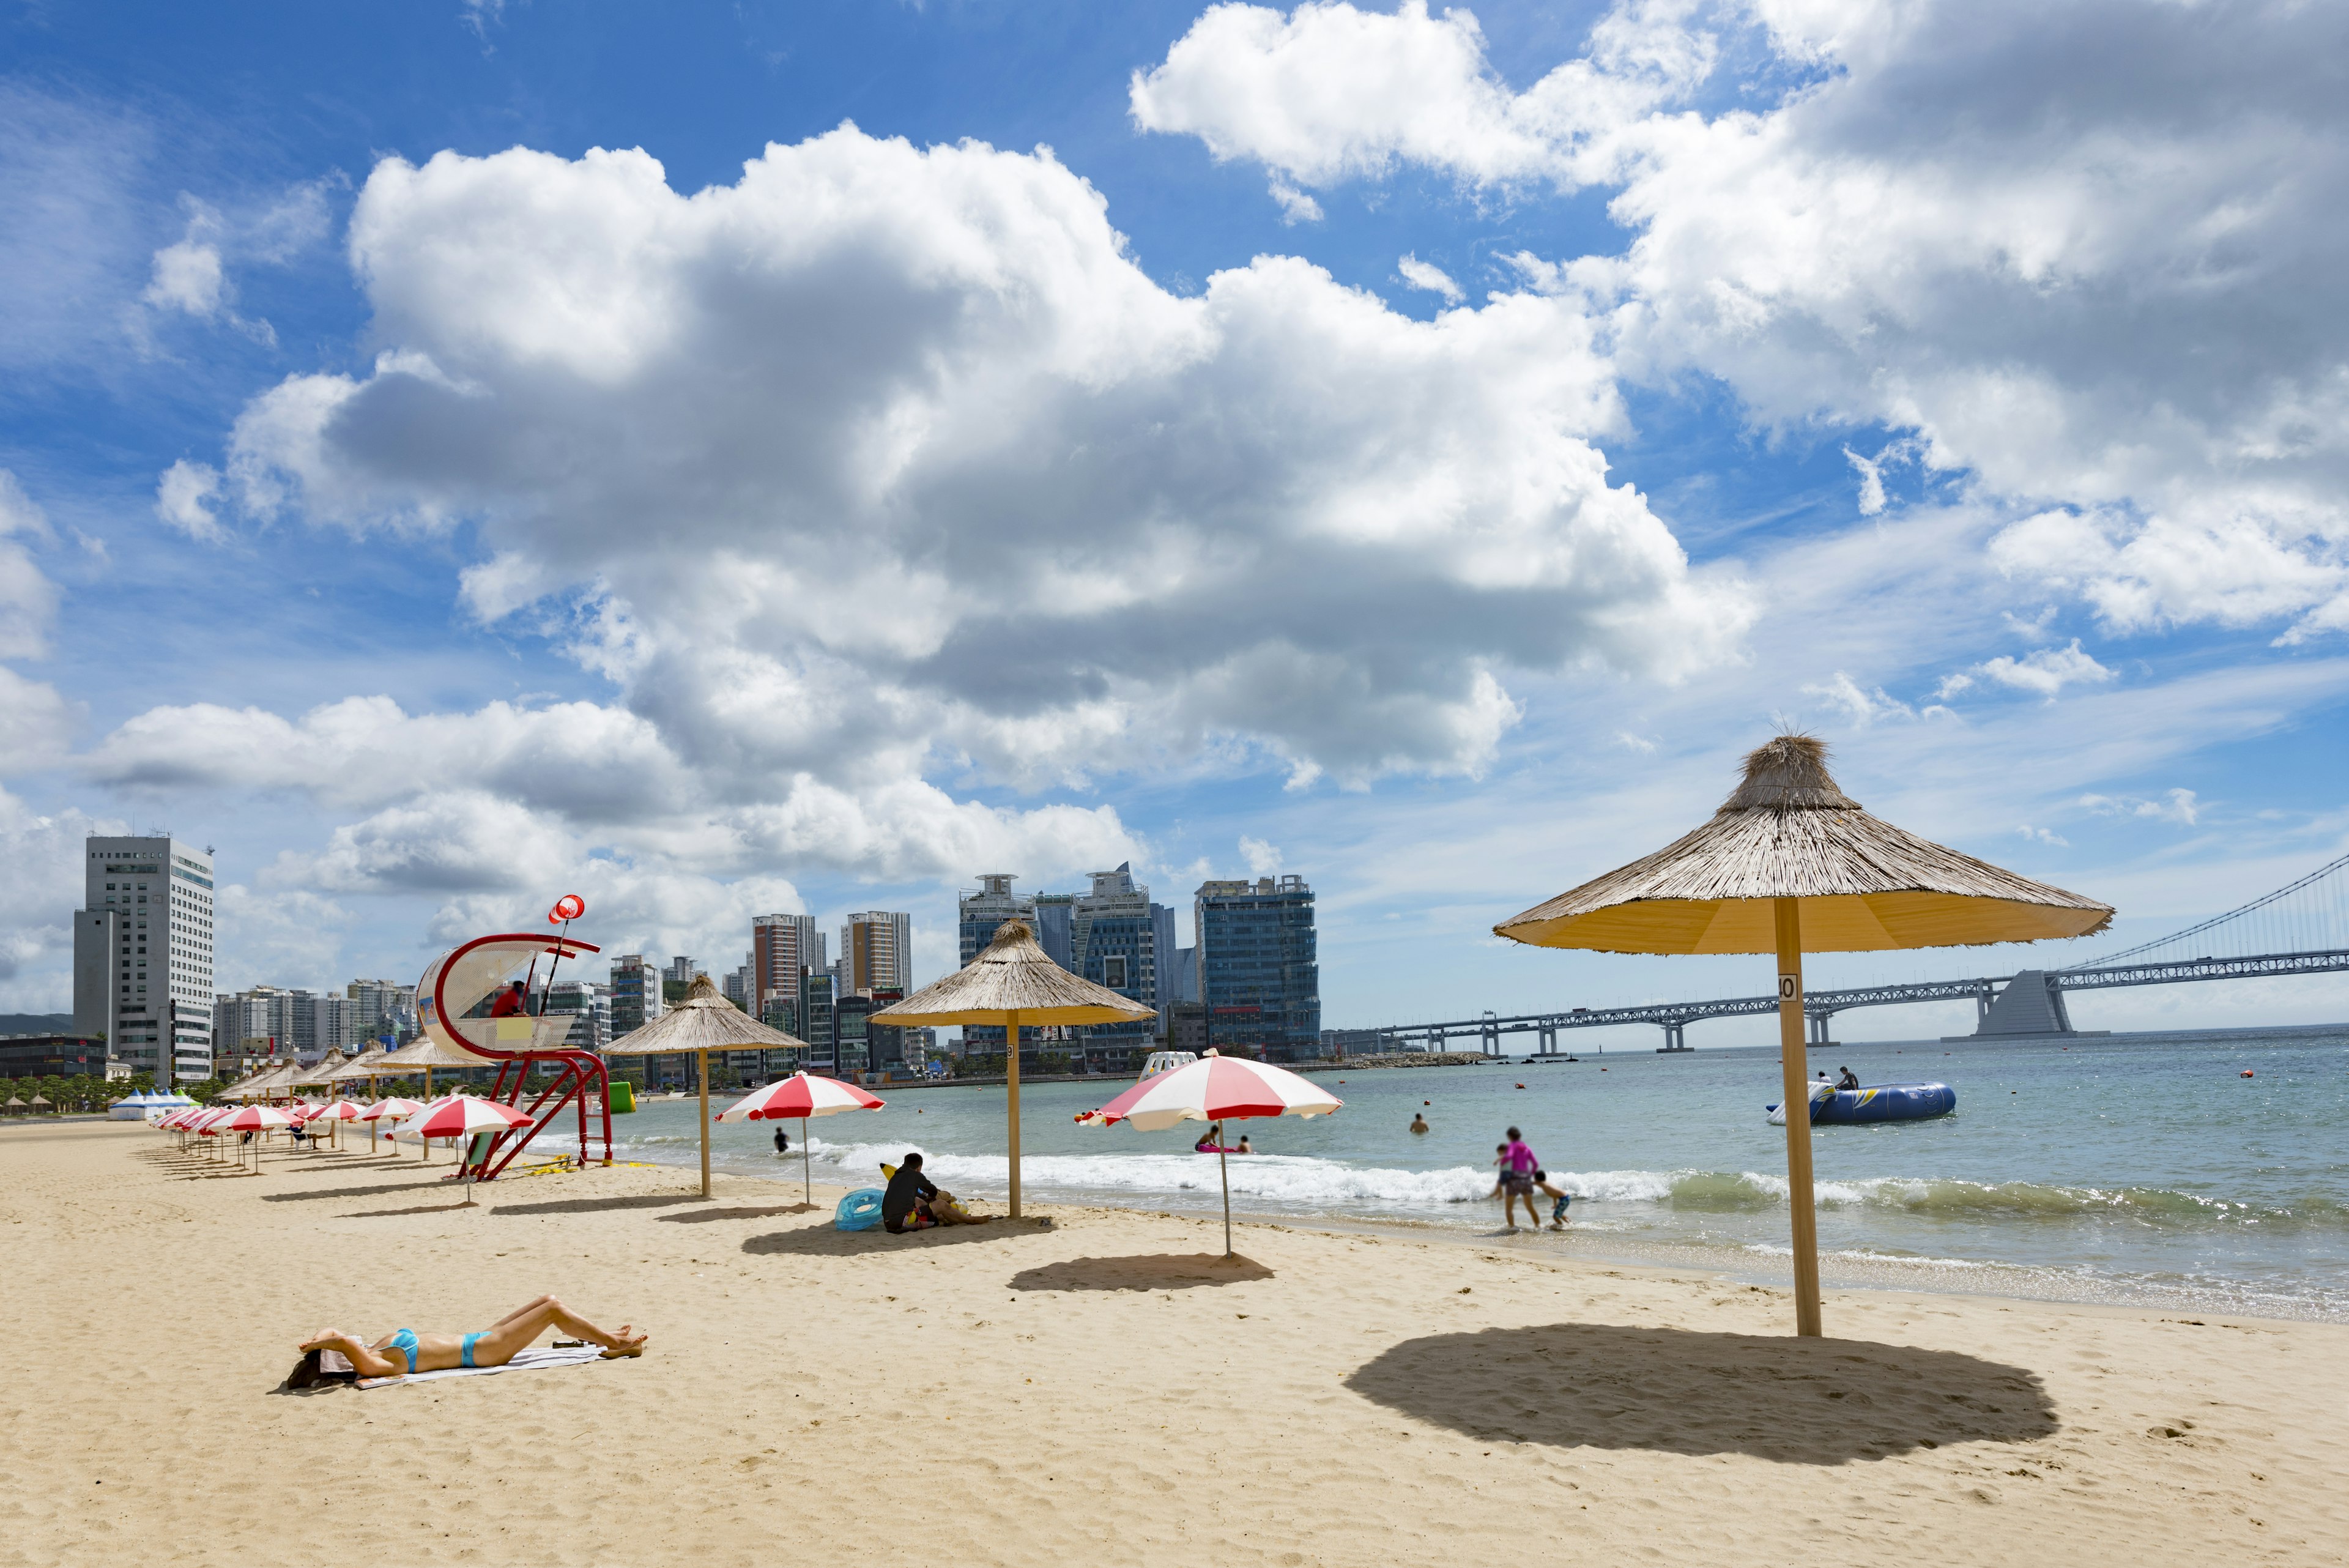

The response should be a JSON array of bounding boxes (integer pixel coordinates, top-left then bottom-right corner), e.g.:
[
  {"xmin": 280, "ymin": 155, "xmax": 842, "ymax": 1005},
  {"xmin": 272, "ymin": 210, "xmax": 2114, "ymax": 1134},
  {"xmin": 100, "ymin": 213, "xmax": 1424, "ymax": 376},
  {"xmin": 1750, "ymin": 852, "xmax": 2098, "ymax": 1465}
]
[{"xmin": 4, "ymin": 0, "xmax": 2348, "ymax": 1043}]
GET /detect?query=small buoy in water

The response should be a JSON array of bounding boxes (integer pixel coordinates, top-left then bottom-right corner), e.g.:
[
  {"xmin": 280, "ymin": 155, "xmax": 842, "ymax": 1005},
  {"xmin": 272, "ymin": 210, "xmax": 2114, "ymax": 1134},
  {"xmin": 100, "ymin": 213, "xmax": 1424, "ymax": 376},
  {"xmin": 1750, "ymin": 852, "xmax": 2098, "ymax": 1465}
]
[
  {"xmin": 2241, "ymin": 1069, "xmax": 2254, "ymax": 1078},
  {"xmin": 1424, "ymin": 1100, "xmax": 1431, "ymax": 1106},
  {"xmin": 1515, "ymin": 1083, "xmax": 1526, "ymax": 1089}
]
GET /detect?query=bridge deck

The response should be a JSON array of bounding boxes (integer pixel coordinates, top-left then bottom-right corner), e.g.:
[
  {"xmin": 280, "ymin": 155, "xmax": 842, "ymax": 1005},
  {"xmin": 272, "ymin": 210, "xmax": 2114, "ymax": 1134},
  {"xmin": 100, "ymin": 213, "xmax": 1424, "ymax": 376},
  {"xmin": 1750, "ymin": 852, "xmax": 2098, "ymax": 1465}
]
[{"xmin": 1354, "ymin": 948, "xmax": 2349, "ymax": 1052}]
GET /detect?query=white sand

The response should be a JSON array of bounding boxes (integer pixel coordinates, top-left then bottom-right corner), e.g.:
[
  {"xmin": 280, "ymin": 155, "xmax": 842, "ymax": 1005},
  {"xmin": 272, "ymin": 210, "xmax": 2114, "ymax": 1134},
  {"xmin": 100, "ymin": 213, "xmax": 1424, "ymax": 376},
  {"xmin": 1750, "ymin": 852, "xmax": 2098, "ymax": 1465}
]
[{"xmin": 2, "ymin": 1120, "xmax": 2342, "ymax": 1566}]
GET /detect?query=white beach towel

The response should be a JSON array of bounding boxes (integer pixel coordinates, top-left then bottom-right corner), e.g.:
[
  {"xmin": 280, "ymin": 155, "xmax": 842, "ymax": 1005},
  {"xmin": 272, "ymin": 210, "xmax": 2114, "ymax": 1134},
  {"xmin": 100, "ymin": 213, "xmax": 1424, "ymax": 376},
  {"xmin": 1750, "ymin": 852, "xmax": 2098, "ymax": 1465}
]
[{"xmin": 354, "ymin": 1343, "xmax": 610, "ymax": 1389}]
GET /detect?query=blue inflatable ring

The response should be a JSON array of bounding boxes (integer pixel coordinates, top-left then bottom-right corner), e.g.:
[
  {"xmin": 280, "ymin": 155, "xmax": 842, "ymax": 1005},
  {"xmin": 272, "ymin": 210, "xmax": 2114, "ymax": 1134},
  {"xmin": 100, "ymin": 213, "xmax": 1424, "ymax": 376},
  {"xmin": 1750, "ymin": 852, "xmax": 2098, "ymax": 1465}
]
[{"xmin": 835, "ymin": 1188, "xmax": 886, "ymax": 1231}]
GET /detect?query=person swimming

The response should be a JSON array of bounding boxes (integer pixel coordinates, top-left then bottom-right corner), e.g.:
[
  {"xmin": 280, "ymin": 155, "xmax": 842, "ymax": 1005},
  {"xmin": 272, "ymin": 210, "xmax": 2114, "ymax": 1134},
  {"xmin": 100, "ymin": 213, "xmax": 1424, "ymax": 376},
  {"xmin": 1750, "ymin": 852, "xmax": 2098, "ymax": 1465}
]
[
  {"xmin": 1409, "ymin": 1112, "xmax": 1430, "ymax": 1134},
  {"xmin": 292, "ymin": 1296, "xmax": 645, "ymax": 1384}
]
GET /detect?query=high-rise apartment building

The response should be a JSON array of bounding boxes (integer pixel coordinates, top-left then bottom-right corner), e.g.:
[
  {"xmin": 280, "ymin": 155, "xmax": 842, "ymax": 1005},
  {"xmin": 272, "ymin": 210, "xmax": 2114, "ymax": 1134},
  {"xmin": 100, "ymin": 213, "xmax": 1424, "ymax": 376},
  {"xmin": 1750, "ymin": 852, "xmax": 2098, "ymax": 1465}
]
[
  {"xmin": 1073, "ymin": 863, "xmax": 1157, "ymax": 1070},
  {"xmin": 1032, "ymin": 893, "xmax": 1075, "ymax": 972},
  {"xmin": 752, "ymin": 914, "xmax": 823, "ymax": 1010},
  {"xmin": 347, "ymin": 978, "xmax": 418, "ymax": 1046},
  {"xmin": 543, "ymin": 980, "xmax": 611, "ymax": 1052},
  {"xmin": 1195, "ymin": 875, "xmax": 1321, "ymax": 1062},
  {"xmin": 841, "ymin": 911, "xmax": 911, "ymax": 996},
  {"xmin": 799, "ymin": 970, "xmax": 837, "ymax": 1073},
  {"xmin": 663, "ymin": 956, "xmax": 697, "ymax": 988},
  {"xmin": 609, "ymin": 954, "xmax": 664, "ymax": 1040},
  {"xmin": 958, "ymin": 874, "xmax": 1034, "ymax": 1052},
  {"xmin": 958, "ymin": 874, "xmax": 1034, "ymax": 963},
  {"xmin": 76, "ymin": 836, "xmax": 214, "ymax": 1083}
]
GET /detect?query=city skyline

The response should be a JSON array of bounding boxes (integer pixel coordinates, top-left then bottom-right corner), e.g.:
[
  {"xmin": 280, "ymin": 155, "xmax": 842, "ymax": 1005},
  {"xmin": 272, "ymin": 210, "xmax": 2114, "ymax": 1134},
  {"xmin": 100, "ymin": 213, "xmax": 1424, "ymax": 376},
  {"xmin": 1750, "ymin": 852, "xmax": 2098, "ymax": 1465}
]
[{"xmin": 2, "ymin": 4, "xmax": 2346, "ymax": 1047}]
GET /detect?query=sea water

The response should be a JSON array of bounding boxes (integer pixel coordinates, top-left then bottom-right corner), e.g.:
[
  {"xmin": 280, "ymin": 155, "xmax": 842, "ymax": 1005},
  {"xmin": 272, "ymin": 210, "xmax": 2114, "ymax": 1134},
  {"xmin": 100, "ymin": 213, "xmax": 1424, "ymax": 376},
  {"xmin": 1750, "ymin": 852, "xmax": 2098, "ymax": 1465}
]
[{"xmin": 609, "ymin": 1028, "xmax": 2349, "ymax": 1321}]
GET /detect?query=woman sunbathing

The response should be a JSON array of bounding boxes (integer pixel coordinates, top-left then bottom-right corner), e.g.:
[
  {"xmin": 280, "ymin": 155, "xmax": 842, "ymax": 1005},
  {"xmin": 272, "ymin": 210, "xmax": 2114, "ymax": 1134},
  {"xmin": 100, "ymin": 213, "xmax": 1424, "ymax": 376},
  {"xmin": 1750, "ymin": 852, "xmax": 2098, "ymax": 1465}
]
[{"xmin": 293, "ymin": 1295, "xmax": 646, "ymax": 1383}]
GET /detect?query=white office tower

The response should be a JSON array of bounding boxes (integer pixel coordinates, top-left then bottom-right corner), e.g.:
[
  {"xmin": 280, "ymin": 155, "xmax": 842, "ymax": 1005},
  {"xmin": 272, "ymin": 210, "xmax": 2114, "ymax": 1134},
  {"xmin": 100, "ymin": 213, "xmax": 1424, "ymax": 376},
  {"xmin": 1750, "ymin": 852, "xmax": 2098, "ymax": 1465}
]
[{"xmin": 76, "ymin": 836, "xmax": 215, "ymax": 1083}]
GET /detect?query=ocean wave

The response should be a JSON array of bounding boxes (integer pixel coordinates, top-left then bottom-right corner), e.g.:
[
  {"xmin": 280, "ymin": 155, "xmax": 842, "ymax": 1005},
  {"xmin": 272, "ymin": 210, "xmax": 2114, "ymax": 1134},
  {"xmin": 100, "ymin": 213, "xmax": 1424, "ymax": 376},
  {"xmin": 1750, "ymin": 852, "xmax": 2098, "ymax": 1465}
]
[{"xmin": 614, "ymin": 1132, "xmax": 2348, "ymax": 1230}]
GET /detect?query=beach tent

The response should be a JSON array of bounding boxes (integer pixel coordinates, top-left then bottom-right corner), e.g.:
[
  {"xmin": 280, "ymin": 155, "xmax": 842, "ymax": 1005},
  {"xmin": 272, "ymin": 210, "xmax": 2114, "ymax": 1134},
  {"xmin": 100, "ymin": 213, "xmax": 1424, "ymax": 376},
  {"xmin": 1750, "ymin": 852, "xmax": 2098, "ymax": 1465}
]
[
  {"xmin": 872, "ymin": 920, "xmax": 1154, "ymax": 1220},
  {"xmin": 604, "ymin": 973, "xmax": 810, "ymax": 1198},
  {"xmin": 1493, "ymin": 734, "xmax": 2111, "ymax": 1337}
]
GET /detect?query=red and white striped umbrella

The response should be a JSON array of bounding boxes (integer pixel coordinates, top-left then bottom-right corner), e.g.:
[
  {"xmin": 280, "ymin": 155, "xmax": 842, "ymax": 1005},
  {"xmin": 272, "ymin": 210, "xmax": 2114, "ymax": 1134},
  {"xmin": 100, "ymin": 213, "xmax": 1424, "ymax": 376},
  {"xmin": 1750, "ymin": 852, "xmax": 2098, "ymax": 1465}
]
[
  {"xmin": 1082, "ymin": 1049, "xmax": 1341, "ymax": 1130},
  {"xmin": 716, "ymin": 1072, "xmax": 886, "ymax": 1122},
  {"xmin": 191, "ymin": 1107, "xmax": 236, "ymax": 1134},
  {"xmin": 357, "ymin": 1097, "xmax": 423, "ymax": 1123},
  {"xmin": 214, "ymin": 1104, "xmax": 297, "ymax": 1132},
  {"xmin": 388, "ymin": 1094, "xmax": 533, "ymax": 1142},
  {"xmin": 212, "ymin": 1103, "xmax": 296, "ymax": 1169},
  {"xmin": 716, "ymin": 1072, "xmax": 885, "ymax": 1204},
  {"xmin": 307, "ymin": 1099, "xmax": 366, "ymax": 1122},
  {"xmin": 1080, "ymin": 1050, "xmax": 1341, "ymax": 1256}
]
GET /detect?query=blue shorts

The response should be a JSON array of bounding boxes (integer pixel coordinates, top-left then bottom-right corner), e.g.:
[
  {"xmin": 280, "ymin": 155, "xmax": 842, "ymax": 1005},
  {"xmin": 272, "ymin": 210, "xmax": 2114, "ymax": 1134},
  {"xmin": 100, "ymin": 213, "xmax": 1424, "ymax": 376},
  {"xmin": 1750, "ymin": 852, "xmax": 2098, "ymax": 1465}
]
[{"xmin": 461, "ymin": 1332, "xmax": 484, "ymax": 1368}]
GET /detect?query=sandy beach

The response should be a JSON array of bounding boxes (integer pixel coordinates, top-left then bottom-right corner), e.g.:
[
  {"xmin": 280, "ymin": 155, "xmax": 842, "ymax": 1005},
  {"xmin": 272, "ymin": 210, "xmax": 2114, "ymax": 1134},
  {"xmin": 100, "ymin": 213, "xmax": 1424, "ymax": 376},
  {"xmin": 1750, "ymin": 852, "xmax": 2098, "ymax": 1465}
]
[{"xmin": 2, "ymin": 1120, "xmax": 2342, "ymax": 1567}]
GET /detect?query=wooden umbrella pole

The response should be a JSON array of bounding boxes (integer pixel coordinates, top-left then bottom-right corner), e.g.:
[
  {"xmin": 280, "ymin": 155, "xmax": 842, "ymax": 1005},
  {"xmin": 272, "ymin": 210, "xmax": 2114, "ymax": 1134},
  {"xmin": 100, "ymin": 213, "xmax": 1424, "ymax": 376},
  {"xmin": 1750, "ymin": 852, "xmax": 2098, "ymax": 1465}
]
[
  {"xmin": 1774, "ymin": 896, "xmax": 1824, "ymax": 1337},
  {"xmin": 698, "ymin": 1049, "xmax": 711, "ymax": 1199},
  {"xmin": 1006, "ymin": 1016, "xmax": 1022, "ymax": 1221}
]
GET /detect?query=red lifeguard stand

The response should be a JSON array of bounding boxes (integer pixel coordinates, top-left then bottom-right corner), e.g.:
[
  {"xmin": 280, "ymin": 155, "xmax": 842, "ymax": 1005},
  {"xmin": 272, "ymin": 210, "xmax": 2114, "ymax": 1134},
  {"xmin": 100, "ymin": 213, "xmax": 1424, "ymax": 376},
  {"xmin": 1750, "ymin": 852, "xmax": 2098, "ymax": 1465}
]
[{"xmin": 413, "ymin": 915, "xmax": 610, "ymax": 1181}]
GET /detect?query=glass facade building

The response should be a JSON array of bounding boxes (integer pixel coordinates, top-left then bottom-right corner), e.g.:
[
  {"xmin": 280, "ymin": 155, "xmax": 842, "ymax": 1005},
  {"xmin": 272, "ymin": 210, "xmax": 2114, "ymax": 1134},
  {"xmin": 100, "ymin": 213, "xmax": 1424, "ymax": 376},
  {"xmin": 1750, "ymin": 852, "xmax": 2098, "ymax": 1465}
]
[{"xmin": 1195, "ymin": 875, "xmax": 1321, "ymax": 1062}]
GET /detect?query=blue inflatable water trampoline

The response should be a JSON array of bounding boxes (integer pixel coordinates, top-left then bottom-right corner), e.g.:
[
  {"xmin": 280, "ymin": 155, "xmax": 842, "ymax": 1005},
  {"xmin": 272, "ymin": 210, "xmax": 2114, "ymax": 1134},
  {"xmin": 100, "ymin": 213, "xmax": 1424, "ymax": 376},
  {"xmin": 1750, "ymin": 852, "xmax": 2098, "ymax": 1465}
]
[{"xmin": 1768, "ymin": 1082, "xmax": 1955, "ymax": 1125}]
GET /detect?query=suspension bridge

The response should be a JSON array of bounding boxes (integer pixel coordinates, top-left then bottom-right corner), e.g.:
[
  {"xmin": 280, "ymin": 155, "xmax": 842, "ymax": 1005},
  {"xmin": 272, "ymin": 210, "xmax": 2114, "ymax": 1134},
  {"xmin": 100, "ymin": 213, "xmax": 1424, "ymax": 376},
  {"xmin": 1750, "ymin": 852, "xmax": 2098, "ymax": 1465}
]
[{"xmin": 1335, "ymin": 849, "xmax": 2349, "ymax": 1056}]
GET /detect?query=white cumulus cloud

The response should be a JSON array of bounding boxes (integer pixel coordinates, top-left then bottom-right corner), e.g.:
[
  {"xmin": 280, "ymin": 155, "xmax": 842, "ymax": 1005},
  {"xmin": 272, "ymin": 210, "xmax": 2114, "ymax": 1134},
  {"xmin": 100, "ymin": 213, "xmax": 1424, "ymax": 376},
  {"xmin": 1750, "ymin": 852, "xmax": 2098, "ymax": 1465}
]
[
  {"xmin": 1396, "ymin": 252, "xmax": 1463, "ymax": 302},
  {"xmin": 1939, "ymin": 639, "xmax": 2113, "ymax": 702},
  {"xmin": 202, "ymin": 128, "xmax": 1745, "ymax": 800},
  {"xmin": 1138, "ymin": 0, "xmax": 2349, "ymax": 642}
]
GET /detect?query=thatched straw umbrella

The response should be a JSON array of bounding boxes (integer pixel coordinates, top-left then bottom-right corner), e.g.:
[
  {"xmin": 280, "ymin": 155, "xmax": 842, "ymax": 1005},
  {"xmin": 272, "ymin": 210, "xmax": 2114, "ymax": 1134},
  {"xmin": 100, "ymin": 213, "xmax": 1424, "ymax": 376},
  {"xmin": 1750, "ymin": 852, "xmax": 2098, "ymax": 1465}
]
[
  {"xmin": 603, "ymin": 973, "xmax": 810, "ymax": 1198},
  {"xmin": 1494, "ymin": 734, "xmax": 2112, "ymax": 1337},
  {"xmin": 871, "ymin": 921, "xmax": 1154, "ymax": 1219},
  {"xmin": 325, "ymin": 1047, "xmax": 395, "ymax": 1149}
]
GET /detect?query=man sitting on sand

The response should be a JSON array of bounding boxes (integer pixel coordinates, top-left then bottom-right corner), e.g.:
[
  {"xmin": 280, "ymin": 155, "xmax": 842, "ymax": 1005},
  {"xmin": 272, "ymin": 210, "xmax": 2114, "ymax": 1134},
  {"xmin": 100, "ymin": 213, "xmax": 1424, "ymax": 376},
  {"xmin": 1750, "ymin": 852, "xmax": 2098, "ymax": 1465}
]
[
  {"xmin": 883, "ymin": 1151, "xmax": 939, "ymax": 1233},
  {"xmin": 294, "ymin": 1295, "xmax": 645, "ymax": 1384}
]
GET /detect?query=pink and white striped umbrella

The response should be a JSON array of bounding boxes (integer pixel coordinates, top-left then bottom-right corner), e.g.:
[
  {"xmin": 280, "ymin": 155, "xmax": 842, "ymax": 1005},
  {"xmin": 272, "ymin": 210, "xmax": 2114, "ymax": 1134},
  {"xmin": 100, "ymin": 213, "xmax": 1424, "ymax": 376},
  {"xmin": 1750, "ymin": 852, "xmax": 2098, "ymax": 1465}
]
[
  {"xmin": 1081, "ymin": 1049, "xmax": 1341, "ymax": 1131},
  {"xmin": 387, "ymin": 1094, "xmax": 533, "ymax": 1142},
  {"xmin": 191, "ymin": 1107, "xmax": 236, "ymax": 1135},
  {"xmin": 1080, "ymin": 1050, "xmax": 1341, "ymax": 1256},
  {"xmin": 357, "ymin": 1097, "xmax": 423, "ymax": 1123},
  {"xmin": 307, "ymin": 1099, "xmax": 365, "ymax": 1122},
  {"xmin": 716, "ymin": 1072, "xmax": 886, "ymax": 1122}
]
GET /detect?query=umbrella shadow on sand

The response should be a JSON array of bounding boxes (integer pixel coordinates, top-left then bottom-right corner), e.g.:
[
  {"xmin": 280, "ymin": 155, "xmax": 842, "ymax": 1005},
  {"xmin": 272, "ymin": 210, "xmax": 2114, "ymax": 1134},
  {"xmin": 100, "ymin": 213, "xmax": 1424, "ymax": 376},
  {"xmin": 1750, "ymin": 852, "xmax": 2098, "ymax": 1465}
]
[
  {"xmin": 1345, "ymin": 1323, "xmax": 2056, "ymax": 1465},
  {"xmin": 1010, "ymin": 1254, "xmax": 1274, "ymax": 1292},
  {"xmin": 486, "ymin": 1192, "xmax": 707, "ymax": 1218},
  {"xmin": 742, "ymin": 1219, "xmax": 1053, "ymax": 1257},
  {"xmin": 261, "ymin": 1179, "xmax": 456, "ymax": 1203},
  {"xmin": 658, "ymin": 1203, "xmax": 821, "ymax": 1224}
]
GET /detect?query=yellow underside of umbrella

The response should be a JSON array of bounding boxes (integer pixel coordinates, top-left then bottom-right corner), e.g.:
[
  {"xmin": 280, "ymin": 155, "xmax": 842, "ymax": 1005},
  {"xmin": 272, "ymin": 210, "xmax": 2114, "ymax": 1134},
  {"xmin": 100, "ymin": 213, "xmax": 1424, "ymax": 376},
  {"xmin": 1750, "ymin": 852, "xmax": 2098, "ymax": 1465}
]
[
  {"xmin": 1498, "ymin": 890, "xmax": 2113, "ymax": 955},
  {"xmin": 866, "ymin": 1000, "xmax": 1147, "ymax": 1026}
]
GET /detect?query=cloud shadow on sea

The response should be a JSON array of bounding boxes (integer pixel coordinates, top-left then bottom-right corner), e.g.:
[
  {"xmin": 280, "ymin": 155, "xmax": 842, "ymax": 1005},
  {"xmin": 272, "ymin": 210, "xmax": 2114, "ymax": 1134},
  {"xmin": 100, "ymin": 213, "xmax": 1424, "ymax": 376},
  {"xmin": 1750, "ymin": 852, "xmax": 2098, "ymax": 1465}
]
[
  {"xmin": 1345, "ymin": 1323, "xmax": 2057, "ymax": 1464},
  {"xmin": 1010, "ymin": 1254, "xmax": 1274, "ymax": 1291}
]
